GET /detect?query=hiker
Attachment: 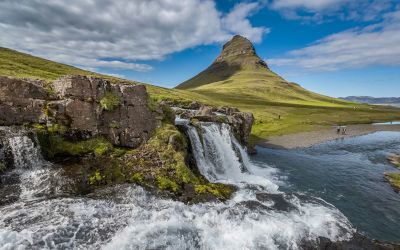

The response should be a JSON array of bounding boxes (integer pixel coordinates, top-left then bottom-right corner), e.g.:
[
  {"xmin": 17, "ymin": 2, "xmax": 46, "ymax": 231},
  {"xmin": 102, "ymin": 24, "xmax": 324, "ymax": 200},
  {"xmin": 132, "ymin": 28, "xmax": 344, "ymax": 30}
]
[
  {"xmin": 342, "ymin": 127, "xmax": 347, "ymax": 135},
  {"xmin": 336, "ymin": 126, "xmax": 340, "ymax": 134}
]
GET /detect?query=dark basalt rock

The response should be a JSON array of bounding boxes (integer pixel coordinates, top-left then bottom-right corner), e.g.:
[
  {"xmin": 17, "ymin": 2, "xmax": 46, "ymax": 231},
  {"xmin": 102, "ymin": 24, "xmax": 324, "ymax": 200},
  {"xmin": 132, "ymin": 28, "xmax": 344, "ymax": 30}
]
[
  {"xmin": 302, "ymin": 233, "xmax": 400, "ymax": 250},
  {"xmin": 0, "ymin": 75, "xmax": 158, "ymax": 148}
]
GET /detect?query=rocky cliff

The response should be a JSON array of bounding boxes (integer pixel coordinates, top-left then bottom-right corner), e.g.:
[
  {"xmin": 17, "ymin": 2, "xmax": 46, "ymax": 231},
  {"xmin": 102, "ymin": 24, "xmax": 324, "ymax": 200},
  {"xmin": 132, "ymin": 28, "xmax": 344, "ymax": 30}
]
[{"xmin": 0, "ymin": 75, "xmax": 157, "ymax": 148}]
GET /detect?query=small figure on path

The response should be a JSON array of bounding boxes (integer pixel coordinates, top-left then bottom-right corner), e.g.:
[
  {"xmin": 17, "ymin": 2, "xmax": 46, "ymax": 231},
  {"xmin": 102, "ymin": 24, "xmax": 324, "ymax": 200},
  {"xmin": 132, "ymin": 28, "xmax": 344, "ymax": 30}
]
[
  {"xmin": 336, "ymin": 126, "xmax": 340, "ymax": 134},
  {"xmin": 342, "ymin": 127, "xmax": 347, "ymax": 135}
]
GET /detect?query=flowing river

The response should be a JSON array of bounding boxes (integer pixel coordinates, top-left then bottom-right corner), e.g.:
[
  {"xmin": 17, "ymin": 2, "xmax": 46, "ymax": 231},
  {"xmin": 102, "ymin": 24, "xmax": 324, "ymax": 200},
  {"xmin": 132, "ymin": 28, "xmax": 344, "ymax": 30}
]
[{"xmin": 0, "ymin": 125, "xmax": 399, "ymax": 249}]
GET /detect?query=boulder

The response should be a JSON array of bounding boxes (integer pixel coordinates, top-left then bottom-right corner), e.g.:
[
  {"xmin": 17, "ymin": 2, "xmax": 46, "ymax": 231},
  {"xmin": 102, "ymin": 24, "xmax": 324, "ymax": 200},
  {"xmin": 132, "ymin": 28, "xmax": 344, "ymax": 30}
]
[
  {"xmin": 52, "ymin": 75, "xmax": 109, "ymax": 101},
  {"xmin": 0, "ymin": 76, "xmax": 158, "ymax": 148},
  {"xmin": 0, "ymin": 77, "xmax": 47, "ymax": 125}
]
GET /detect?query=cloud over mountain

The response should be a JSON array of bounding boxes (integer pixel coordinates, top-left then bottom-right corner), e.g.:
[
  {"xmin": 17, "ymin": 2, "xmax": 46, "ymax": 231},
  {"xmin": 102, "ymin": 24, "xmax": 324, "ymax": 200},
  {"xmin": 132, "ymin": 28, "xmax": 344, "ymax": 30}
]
[{"xmin": 0, "ymin": 0, "xmax": 267, "ymax": 72}]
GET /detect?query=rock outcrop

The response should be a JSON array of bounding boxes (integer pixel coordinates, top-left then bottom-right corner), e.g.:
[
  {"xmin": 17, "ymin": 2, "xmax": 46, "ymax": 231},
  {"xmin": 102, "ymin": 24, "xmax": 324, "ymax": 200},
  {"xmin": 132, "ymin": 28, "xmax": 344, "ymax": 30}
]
[{"xmin": 0, "ymin": 75, "xmax": 157, "ymax": 148}]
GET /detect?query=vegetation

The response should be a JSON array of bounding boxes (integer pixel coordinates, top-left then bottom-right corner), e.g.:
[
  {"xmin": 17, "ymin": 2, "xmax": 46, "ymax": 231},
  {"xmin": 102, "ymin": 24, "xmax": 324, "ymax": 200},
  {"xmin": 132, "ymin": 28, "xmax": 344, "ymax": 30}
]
[
  {"xmin": 100, "ymin": 92, "xmax": 121, "ymax": 111},
  {"xmin": 385, "ymin": 173, "xmax": 400, "ymax": 191},
  {"xmin": 3, "ymin": 46, "xmax": 400, "ymax": 144},
  {"xmin": 36, "ymin": 125, "xmax": 113, "ymax": 158},
  {"xmin": 80, "ymin": 123, "xmax": 234, "ymax": 201},
  {"xmin": 0, "ymin": 162, "xmax": 6, "ymax": 173}
]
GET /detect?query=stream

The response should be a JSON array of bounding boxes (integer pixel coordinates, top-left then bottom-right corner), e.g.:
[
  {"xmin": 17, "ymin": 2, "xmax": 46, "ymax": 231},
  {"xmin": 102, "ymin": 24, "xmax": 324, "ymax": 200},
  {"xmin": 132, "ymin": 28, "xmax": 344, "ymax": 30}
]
[{"xmin": 1, "ymin": 125, "xmax": 398, "ymax": 249}]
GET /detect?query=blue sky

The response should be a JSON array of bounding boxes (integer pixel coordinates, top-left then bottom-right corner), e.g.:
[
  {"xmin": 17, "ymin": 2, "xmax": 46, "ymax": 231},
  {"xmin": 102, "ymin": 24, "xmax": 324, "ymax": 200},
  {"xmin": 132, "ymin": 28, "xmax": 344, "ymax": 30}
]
[{"xmin": 1, "ymin": 0, "xmax": 399, "ymax": 97}]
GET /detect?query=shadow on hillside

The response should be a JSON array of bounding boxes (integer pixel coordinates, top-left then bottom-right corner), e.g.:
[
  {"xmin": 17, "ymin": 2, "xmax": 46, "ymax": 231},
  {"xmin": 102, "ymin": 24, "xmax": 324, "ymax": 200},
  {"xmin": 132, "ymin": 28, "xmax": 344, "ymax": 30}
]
[{"xmin": 177, "ymin": 62, "xmax": 241, "ymax": 89}]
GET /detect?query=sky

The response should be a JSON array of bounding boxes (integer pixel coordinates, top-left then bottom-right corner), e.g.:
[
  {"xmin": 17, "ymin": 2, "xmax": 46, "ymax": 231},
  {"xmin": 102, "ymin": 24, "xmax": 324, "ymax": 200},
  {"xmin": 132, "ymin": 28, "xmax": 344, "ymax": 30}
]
[{"xmin": 0, "ymin": 0, "xmax": 399, "ymax": 97}]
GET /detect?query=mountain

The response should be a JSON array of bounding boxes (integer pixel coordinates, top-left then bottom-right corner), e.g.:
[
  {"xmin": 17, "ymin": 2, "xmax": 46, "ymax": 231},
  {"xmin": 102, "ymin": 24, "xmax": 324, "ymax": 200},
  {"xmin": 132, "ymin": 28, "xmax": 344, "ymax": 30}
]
[
  {"xmin": 176, "ymin": 35, "xmax": 348, "ymax": 106},
  {"xmin": 341, "ymin": 96, "xmax": 400, "ymax": 106},
  {"xmin": 1, "ymin": 43, "xmax": 400, "ymax": 141}
]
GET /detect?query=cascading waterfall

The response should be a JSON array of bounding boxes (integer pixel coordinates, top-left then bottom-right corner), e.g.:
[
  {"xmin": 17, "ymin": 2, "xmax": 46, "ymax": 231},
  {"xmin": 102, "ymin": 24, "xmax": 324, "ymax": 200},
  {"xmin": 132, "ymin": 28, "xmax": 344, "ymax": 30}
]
[
  {"xmin": 8, "ymin": 133, "xmax": 45, "ymax": 170},
  {"xmin": 186, "ymin": 122, "xmax": 279, "ymax": 190},
  {"xmin": 0, "ymin": 127, "xmax": 54, "ymax": 201},
  {"xmin": 0, "ymin": 123, "xmax": 354, "ymax": 249}
]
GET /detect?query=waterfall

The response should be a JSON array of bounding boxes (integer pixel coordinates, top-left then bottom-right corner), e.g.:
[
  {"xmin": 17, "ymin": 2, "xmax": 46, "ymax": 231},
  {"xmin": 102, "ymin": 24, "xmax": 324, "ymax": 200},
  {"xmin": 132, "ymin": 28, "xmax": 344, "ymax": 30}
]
[
  {"xmin": 0, "ymin": 122, "xmax": 354, "ymax": 249},
  {"xmin": 0, "ymin": 127, "xmax": 53, "ymax": 200},
  {"xmin": 185, "ymin": 122, "xmax": 279, "ymax": 191},
  {"xmin": 8, "ymin": 134, "xmax": 45, "ymax": 170}
]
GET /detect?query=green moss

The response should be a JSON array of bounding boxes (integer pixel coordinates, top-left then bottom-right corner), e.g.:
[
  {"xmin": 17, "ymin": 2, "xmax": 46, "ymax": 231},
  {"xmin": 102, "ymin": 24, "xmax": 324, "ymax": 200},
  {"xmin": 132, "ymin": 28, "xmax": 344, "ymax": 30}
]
[
  {"xmin": 0, "ymin": 162, "xmax": 6, "ymax": 173},
  {"xmin": 38, "ymin": 132, "xmax": 113, "ymax": 158},
  {"xmin": 47, "ymin": 124, "xmax": 67, "ymax": 134},
  {"xmin": 385, "ymin": 173, "xmax": 400, "ymax": 191},
  {"xmin": 89, "ymin": 170, "xmax": 104, "ymax": 185},
  {"xmin": 157, "ymin": 176, "xmax": 180, "ymax": 193},
  {"xmin": 130, "ymin": 173, "xmax": 144, "ymax": 184},
  {"xmin": 195, "ymin": 184, "xmax": 234, "ymax": 199},
  {"xmin": 100, "ymin": 91, "xmax": 121, "ymax": 111},
  {"xmin": 108, "ymin": 121, "xmax": 121, "ymax": 129}
]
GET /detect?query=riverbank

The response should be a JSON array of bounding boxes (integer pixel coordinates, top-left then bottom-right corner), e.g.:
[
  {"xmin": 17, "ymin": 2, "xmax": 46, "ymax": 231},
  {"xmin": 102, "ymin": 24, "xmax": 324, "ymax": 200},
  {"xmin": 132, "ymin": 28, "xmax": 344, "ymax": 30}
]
[{"xmin": 259, "ymin": 124, "xmax": 400, "ymax": 149}]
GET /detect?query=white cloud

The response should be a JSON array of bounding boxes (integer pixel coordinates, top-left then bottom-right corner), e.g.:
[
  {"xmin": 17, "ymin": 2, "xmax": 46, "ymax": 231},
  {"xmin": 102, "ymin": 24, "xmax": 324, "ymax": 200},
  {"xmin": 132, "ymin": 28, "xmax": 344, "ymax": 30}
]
[
  {"xmin": 272, "ymin": 0, "xmax": 346, "ymax": 11},
  {"xmin": 269, "ymin": 10, "xmax": 400, "ymax": 71},
  {"xmin": 270, "ymin": 0, "xmax": 396, "ymax": 22},
  {"xmin": 0, "ymin": 0, "xmax": 267, "ymax": 72}
]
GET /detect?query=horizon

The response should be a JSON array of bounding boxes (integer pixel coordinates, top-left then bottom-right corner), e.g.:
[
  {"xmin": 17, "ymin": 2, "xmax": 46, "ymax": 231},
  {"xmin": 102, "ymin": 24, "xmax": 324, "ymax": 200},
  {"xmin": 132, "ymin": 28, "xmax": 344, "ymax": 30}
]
[{"xmin": 1, "ymin": 0, "xmax": 399, "ymax": 97}]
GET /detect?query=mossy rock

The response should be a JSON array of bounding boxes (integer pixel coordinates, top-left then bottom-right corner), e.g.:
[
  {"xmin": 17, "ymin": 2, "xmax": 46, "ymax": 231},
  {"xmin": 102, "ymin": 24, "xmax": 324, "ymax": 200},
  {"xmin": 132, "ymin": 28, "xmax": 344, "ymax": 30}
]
[{"xmin": 100, "ymin": 91, "xmax": 121, "ymax": 111}]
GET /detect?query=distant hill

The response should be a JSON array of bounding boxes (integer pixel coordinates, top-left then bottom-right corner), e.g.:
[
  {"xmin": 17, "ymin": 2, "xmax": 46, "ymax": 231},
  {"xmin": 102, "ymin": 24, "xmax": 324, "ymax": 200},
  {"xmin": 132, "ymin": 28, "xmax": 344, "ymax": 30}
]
[{"xmin": 341, "ymin": 96, "xmax": 400, "ymax": 106}]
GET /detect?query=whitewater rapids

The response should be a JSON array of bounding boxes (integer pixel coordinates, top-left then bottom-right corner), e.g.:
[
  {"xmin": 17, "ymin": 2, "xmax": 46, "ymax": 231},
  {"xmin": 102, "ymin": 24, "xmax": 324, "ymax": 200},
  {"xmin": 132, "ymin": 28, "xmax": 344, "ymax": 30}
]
[{"xmin": 0, "ymin": 124, "xmax": 354, "ymax": 249}]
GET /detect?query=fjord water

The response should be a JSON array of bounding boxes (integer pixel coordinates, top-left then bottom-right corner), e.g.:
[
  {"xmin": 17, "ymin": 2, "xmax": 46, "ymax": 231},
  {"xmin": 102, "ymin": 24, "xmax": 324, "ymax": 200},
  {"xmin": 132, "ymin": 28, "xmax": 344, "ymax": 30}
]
[
  {"xmin": 3, "ymin": 125, "xmax": 399, "ymax": 249},
  {"xmin": 253, "ymin": 131, "xmax": 400, "ymax": 243}
]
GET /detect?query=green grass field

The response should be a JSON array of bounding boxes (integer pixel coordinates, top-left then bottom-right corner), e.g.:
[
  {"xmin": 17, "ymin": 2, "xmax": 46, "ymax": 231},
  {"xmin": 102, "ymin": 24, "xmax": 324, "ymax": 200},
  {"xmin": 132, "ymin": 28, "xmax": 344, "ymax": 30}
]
[{"xmin": 2, "ymin": 46, "xmax": 400, "ymax": 144}]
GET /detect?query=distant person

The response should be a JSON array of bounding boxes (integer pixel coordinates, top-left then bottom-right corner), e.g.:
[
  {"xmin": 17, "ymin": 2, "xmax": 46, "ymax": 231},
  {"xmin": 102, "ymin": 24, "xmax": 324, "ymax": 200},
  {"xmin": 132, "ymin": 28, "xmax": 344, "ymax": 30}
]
[
  {"xmin": 336, "ymin": 126, "xmax": 340, "ymax": 134},
  {"xmin": 278, "ymin": 115, "xmax": 281, "ymax": 120},
  {"xmin": 342, "ymin": 127, "xmax": 347, "ymax": 135}
]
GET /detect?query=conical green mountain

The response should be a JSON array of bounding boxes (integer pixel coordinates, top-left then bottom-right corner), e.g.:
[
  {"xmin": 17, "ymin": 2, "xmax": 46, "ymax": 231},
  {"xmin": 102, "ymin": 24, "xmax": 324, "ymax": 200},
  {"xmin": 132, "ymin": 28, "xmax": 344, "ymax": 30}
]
[{"xmin": 176, "ymin": 35, "xmax": 346, "ymax": 106}]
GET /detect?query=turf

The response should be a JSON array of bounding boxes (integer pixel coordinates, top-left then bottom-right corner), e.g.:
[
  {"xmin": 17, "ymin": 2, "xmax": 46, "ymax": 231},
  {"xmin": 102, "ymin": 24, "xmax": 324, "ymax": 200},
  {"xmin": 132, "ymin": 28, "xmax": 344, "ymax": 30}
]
[{"xmin": 2, "ymin": 46, "xmax": 400, "ymax": 143}]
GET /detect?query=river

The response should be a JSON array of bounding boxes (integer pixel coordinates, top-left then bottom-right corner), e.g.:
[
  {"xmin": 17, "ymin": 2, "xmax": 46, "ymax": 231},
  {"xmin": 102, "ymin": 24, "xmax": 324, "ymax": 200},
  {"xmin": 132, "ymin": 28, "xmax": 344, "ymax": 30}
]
[
  {"xmin": 253, "ymin": 131, "xmax": 400, "ymax": 243},
  {"xmin": 0, "ymin": 126, "xmax": 399, "ymax": 249}
]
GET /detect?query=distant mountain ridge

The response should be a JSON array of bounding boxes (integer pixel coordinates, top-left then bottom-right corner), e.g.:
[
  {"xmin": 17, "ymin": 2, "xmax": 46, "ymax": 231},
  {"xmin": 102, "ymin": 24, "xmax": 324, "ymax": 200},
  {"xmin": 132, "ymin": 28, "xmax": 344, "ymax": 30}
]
[{"xmin": 341, "ymin": 96, "xmax": 400, "ymax": 106}]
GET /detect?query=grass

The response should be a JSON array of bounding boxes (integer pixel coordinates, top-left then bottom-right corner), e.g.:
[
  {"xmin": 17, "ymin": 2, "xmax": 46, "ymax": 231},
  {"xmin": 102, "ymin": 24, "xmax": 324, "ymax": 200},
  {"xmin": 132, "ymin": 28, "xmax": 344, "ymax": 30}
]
[
  {"xmin": 173, "ymin": 67, "xmax": 400, "ymax": 143},
  {"xmin": 385, "ymin": 173, "xmax": 400, "ymax": 191},
  {"xmin": 2, "ymin": 46, "xmax": 400, "ymax": 144}
]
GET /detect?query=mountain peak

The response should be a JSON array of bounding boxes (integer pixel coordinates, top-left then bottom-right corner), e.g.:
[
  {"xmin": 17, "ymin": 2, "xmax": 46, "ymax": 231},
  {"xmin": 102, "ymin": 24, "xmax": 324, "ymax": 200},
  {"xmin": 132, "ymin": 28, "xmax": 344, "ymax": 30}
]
[
  {"xmin": 214, "ymin": 35, "xmax": 268, "ymax": 70},
  {"xmin": 216, "ymin": 35, "xmax": 257, "ymax": 63},
  {"xmin": 176, "ymin": 35, "xmax": 269, "ymax": 89}
]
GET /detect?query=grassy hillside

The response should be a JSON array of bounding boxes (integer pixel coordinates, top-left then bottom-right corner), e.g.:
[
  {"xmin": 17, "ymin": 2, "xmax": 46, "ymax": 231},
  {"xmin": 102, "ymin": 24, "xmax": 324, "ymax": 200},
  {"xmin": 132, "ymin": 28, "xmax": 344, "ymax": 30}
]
[
  {"xmin": 1, "ymin": 46, "xmax": 400, "ymax": 144},
  {"xmin": 175, "ymin": 36, "xmax": 400, "ymax": 142}
]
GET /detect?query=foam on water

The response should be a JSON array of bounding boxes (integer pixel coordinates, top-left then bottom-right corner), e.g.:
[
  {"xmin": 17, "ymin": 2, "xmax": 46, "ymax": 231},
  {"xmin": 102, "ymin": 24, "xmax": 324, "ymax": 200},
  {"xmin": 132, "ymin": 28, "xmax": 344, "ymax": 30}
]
[{"xmin": 0, "ymin": 124, "xmax": 354, "ymax": 249}]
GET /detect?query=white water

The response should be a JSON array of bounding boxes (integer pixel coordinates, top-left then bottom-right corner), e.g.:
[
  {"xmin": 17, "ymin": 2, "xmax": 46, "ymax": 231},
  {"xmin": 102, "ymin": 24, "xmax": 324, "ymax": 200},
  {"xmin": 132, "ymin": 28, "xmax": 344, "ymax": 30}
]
[
  {"xmin": 0, "ymin": 124, "xmax": 354, "ymax": 249},
  {"xmin": 0, "ymin": 127, "xmax": 54, "ymax": 201}
]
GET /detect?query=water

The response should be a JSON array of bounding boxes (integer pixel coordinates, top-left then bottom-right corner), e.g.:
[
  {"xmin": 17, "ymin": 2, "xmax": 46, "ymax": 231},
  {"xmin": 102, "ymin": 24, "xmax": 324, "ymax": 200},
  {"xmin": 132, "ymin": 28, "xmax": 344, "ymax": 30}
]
[
  {"xmin": 5, "ymin": 124, "xmax": 394, "ymax": 249},
  {"xmin": 373, "ymin": 121, "xmax": 400, "ymax": 125},
  {"xmin": 253, "ymin": 131, "xmax": 400, "ymax": 243}
]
